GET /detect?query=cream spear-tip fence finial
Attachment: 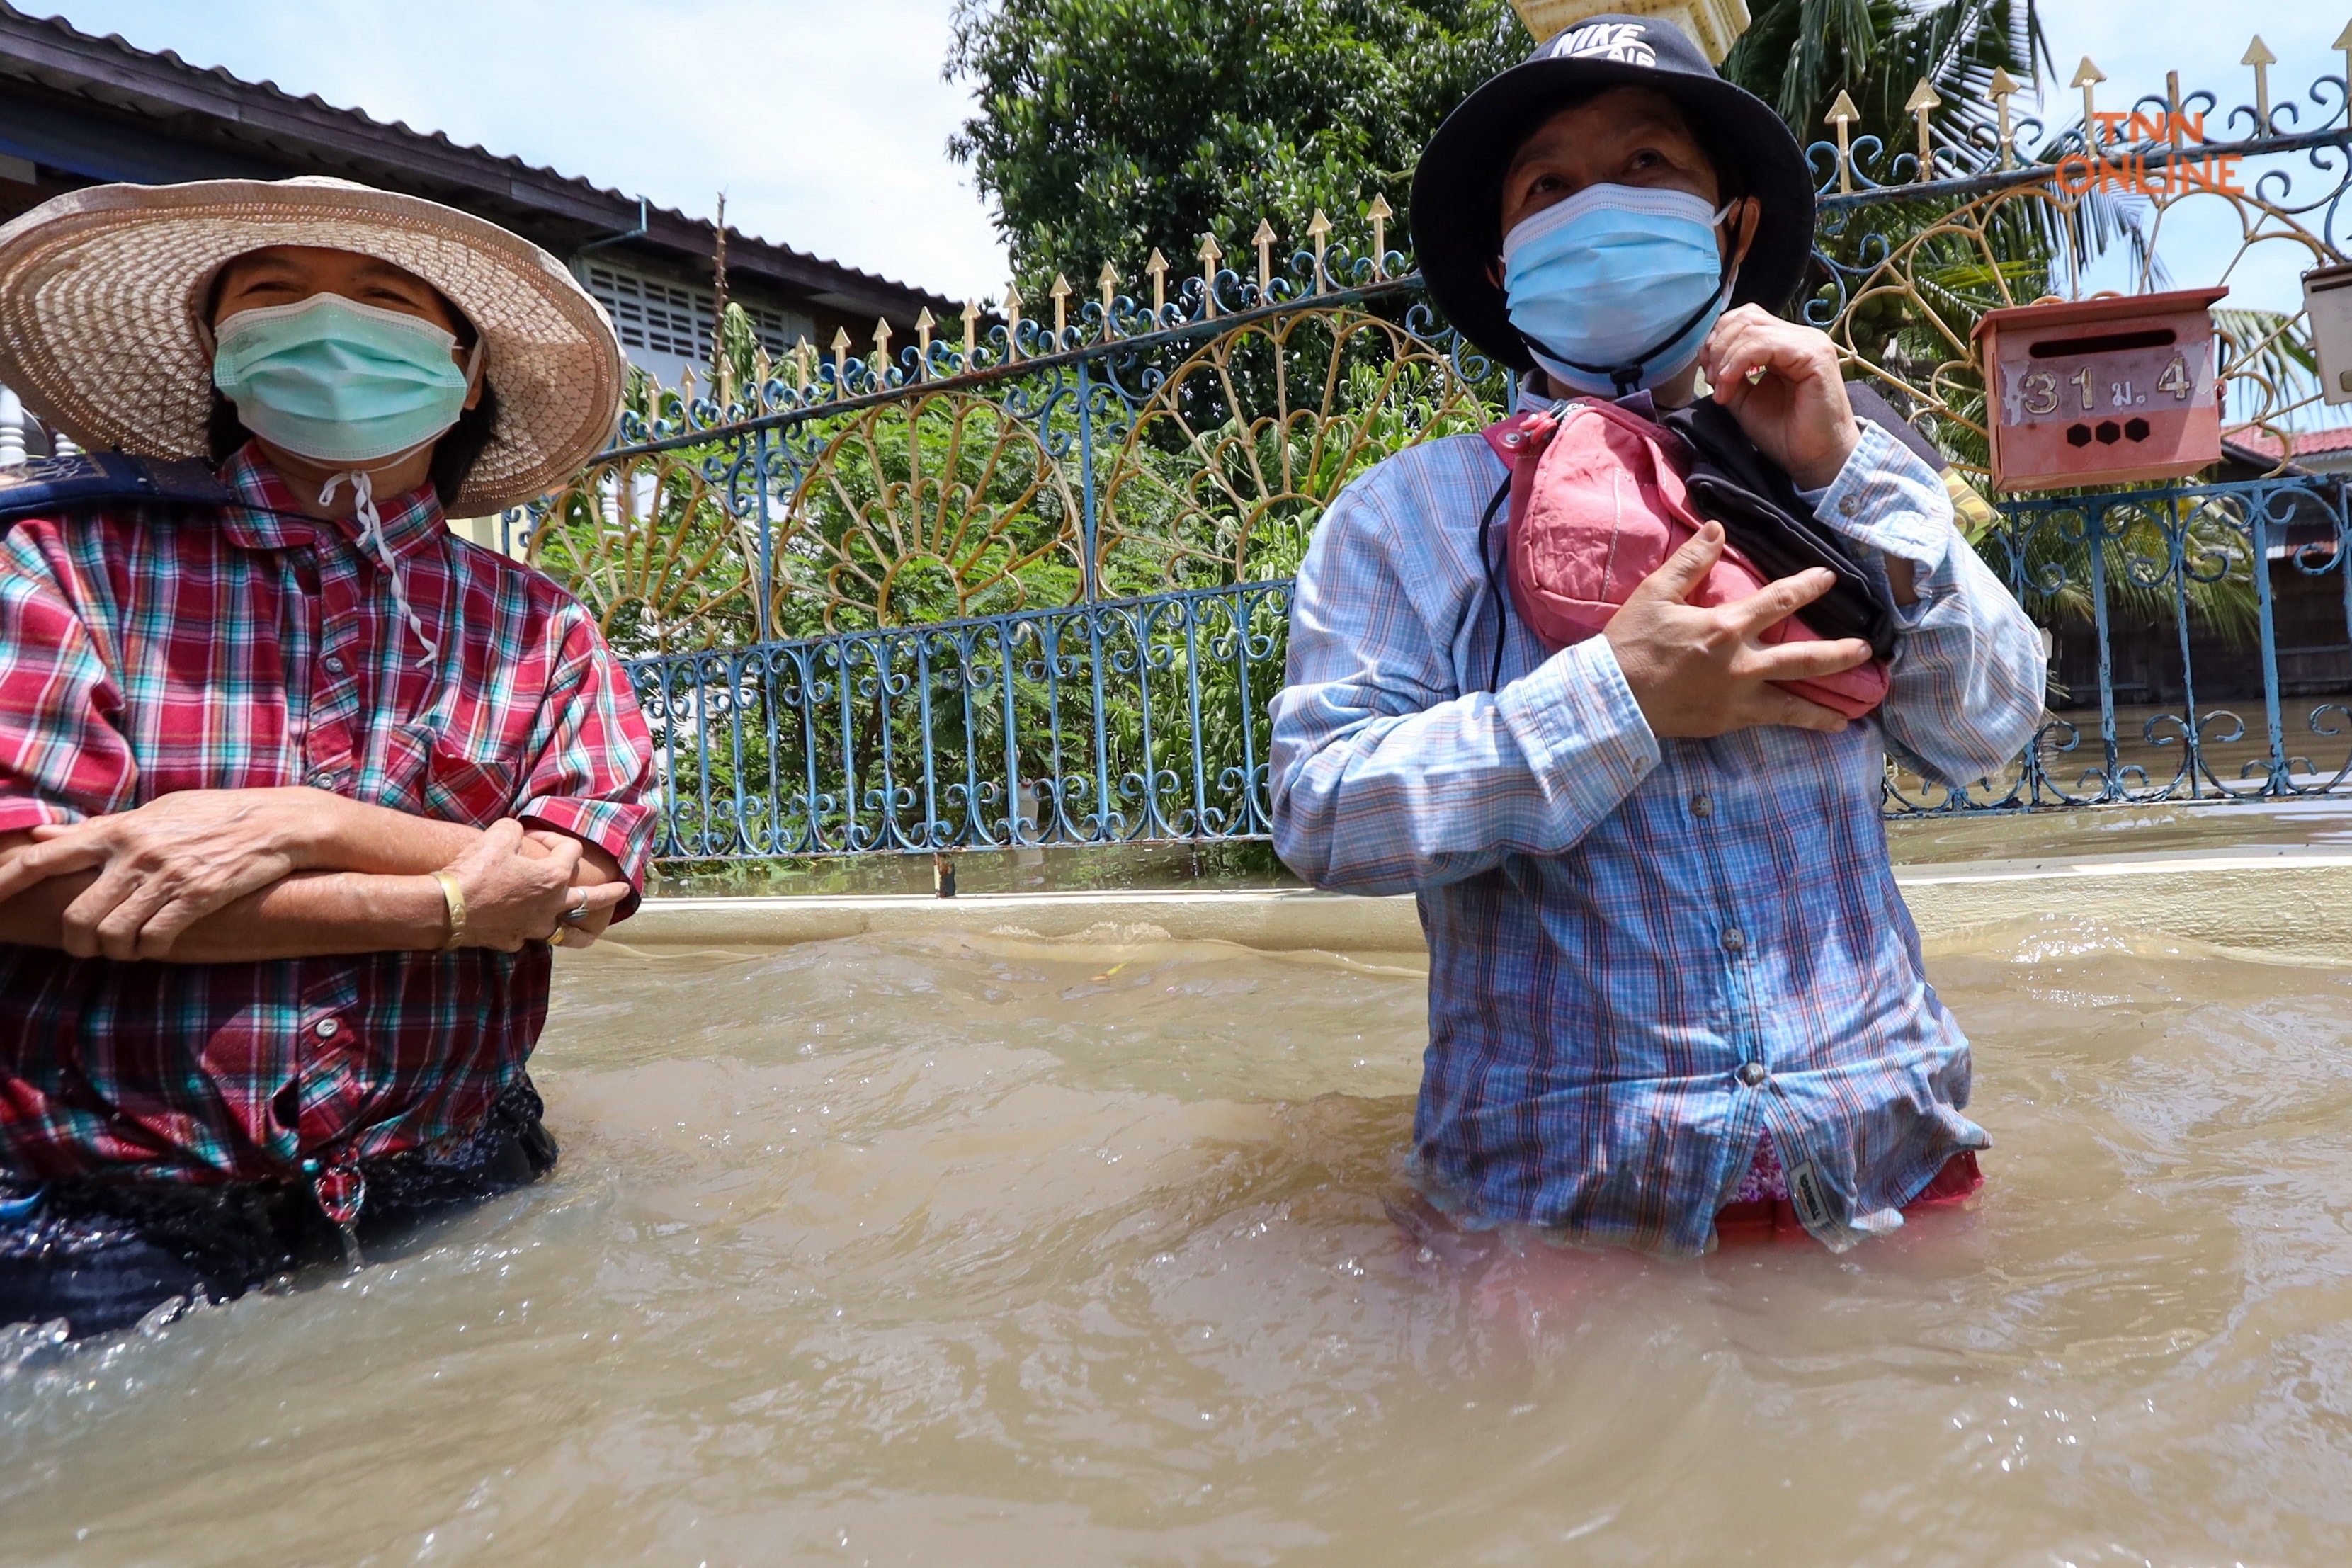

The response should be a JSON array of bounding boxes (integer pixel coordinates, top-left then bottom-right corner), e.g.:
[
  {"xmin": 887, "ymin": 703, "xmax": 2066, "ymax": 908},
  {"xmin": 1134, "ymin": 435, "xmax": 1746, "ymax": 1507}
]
[
  {"xmin": 1902, "ymin": 78, "xmax": 1941, "ymax": 178},
  {"xmin": 871, "ymin": 317, "xmax": 893, "ymax": 377},
  {"xmin": 1253, "ymin": 218, "xmax": 1277, "ymax": 295},
  {"xmin": 1198, "ymin": 234, "xmax": 1224, "ymax": 319},
  {"xmin": 1825, "ymin": 90, "xmax": 1860, "ymax": 194},
  {"xmin": 960, "ymin": 300, "xmax": 980, "ymax": 366},
  {"xmin": 2242, "ymin": 36, "xmax": 2277, "ymax": 130},
  {"xmin": 1306, "ymin": 209, "xmax": 1331, "ymax": 291},
  {"xmin": 914, "ymin": 307, "xmax": 935, "ymax": 377},
  {"xmin": 793, "ymin": 334, "xmax": 814, "ymax": 391},
  {"xmin": 1988, "ymin": 67, "xmax": 2021, "ymax": 169},
  {"xmin": 1097, "ymin": 263, "xmax": 1119, "ymax": 339},
  {"xmin": 1049, "ymin": 273, "xmax": 1072, "ymax": 346},
  {"xmin": 2072, "ymin": 57, "xmax": 2106, "ymax": 149},
  {"xmin": 2339, "ymin": 23, "xmax": 2352, "ymax": 128},
  {"xmin": 1145, "ymin": 249, "xmax": 1169, "ymax": 319},
  {"xmin": 829, "ymin": 327, "xmax": 852, "ymax": 394},
  {"xmin": 1003, "ymin": 282, "xmax": 1023, "ymax": 360},
  {"xmin": 1366, "ymin": 193, "xmax": 1392, "ymax": 278}
]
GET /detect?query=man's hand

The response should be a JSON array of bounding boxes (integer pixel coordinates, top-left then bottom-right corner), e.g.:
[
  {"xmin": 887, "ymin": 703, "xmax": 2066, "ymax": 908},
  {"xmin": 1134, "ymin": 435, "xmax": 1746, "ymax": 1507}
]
[
  {"xmin": 1603, "ymin": 523, "xmax": 1875, "ymax": 738},
  {"xmin": 453, "ymin": 819, "xmax": 629, "ymax": 952},
  {"xmin": 0, "ymin": 788, "xmax": 339, "ymax": 961},
  {"xmin": 1697, "ymin": 305, "xmax": 1860, "ymax": 492}
]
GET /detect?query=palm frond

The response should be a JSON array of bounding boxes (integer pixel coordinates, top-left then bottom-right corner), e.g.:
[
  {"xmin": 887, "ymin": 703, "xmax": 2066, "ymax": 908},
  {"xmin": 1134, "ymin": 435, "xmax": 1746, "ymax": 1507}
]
[
  {"xmin": 2215, "ymin": 307, "xmax": 2321, "ymax": 404},
  {"xmin": 1727, "ymin": 0, "xmax": 2046, "ymax": 162}
]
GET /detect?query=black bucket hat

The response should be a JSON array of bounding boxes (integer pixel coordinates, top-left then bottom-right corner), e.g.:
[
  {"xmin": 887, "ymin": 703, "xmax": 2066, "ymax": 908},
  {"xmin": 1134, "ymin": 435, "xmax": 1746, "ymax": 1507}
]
[{"xmin": 1411, "ymin": 15, "xmax": 1816, "ymax": 376}]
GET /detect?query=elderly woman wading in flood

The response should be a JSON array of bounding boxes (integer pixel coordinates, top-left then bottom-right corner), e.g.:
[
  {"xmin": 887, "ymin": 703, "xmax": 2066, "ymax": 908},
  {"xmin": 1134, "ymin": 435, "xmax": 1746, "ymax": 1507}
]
[{"xmin": 0, "ymin": 176, "xmax": 652, "ymax": 1336}]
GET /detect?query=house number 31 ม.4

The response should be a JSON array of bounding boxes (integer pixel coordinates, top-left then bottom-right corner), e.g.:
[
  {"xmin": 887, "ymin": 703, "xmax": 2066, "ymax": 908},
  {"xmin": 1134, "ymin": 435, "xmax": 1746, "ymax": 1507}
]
[{"xmin": 2018, "ymin": 356, "xmax": 2193, "ymax": 416}]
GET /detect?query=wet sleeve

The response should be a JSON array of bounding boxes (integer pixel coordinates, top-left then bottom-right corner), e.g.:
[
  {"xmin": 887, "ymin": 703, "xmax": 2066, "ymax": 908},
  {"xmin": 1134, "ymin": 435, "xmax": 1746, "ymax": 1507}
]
[
  {"xmin": 514, "ymin": 607, "xmax": 658, "ymax": 919},
  {"xmin": 1810, "ymin": 424, "xmax": 2047, "ymax": 786},
  {"xmin": 0, "ymin": 523, "xmax": 137, "ymax": 835},
  {"xmin": 1268, "ymin": 481, "xmax": 1659, "ymax": 896}
]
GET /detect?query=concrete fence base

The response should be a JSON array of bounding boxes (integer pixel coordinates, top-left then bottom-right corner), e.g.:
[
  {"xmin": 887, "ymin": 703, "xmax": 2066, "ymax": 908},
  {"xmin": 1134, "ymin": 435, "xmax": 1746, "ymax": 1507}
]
[{"xmin": 604, "ymin": 848, "xmax": 2352, "ymax": 965}]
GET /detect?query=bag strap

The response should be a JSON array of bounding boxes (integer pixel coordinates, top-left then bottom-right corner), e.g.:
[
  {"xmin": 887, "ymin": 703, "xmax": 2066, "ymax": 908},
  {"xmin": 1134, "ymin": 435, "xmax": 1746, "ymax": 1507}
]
[
  {"xmin": 0, "ymin": 453, "xmax": 231, "ymax": 533},
  {"xmin": 1476, "ymin": 475, "xmax": 1513, "ymax": 693}
]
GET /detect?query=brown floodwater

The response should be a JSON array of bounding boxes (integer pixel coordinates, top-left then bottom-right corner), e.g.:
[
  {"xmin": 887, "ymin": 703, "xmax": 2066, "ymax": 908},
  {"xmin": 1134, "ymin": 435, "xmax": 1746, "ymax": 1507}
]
[
  {"xmin": 6, "ymin": 915, "xmax": 2352, "ymax": 1565},
  {"xmin": 1885, "ymin": 795, "xmax": 2352, "ymax": 864}
]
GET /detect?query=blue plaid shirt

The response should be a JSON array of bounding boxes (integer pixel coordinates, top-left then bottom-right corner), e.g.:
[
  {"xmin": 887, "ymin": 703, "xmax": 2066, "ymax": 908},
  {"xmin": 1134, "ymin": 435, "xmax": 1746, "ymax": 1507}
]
[{"xmin": 1269, "ymin": 399, "xmax": 2046, "ymax": 1255}]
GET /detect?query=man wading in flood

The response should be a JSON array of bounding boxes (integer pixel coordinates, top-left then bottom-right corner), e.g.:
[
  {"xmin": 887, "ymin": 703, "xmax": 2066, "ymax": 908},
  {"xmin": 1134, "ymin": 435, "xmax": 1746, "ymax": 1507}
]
[
  {"xmin": 0, "ymin": 177, "xmax": 653, "ymax": 1334},
  {"xmin": 1270, "ymin": 18, "xmax": 2046, "ymax": 1254}
]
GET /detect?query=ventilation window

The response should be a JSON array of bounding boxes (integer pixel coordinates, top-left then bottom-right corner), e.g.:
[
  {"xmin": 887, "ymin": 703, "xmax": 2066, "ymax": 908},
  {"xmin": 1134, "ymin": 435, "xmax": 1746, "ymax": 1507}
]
[{"xmin": 580, "ymin": 261, "xmax": 815, "ymax": 364}]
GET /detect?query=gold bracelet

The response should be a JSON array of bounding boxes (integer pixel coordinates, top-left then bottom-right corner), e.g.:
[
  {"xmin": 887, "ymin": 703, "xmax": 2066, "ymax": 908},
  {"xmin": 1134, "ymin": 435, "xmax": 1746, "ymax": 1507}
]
[{"xmin": 431, "ymin": 870, "xmax": 467, "ymax": 952}]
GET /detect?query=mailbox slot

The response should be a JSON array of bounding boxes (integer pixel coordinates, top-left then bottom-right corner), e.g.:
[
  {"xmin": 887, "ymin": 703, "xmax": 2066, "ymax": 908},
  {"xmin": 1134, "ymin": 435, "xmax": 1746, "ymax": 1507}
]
[
  {"xmin": 2028, "ymin": 328, "xmax": 2176, "ymax": 358},
  {"xmin": 1972, "ymin": 286, "xmax": 2229, "ymax": 492}
]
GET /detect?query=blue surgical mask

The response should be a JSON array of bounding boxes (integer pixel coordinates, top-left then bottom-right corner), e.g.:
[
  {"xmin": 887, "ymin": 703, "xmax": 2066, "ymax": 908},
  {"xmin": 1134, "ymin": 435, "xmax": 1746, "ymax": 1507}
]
[
  {"xmin": 1501, "ymin": 184, "xmax": 1737, "ymax": 396},
  {"xmin": 212, "ymin": 292, "xmax": 477, "ymax": 467}
]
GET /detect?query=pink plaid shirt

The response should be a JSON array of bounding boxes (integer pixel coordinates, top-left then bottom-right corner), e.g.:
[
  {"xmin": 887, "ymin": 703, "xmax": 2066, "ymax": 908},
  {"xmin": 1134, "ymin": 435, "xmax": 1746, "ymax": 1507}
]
[{"xmin": 0, "ymin": 446, "xmax": 654, "ymax": 1189}]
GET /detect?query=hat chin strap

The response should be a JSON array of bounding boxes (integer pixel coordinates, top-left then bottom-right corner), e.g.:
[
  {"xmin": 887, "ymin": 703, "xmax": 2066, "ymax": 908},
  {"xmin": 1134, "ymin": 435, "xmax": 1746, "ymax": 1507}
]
[
  {"xmin": 307, "ymin": 342, "xmax": 481, "ymax": 671},
  {"xmin": 1518, "ymin": 264, "xmax": 1739, "ymax": 397},
  {"xmin": 319, "ymin": 461, "xmax": 439, "ymax": 668}
]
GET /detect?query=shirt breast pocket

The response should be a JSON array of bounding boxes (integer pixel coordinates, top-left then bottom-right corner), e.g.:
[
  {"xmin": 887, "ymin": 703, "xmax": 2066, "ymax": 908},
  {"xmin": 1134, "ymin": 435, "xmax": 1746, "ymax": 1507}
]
[{"xmin": 378, "ymin": 725, "xmax": 520, "ymax": 827}]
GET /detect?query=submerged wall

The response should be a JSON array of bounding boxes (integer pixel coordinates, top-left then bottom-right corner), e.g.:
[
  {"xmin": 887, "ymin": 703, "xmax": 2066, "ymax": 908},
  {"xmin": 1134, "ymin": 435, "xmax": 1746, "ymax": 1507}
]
[{"xmin": 607, "ymin": 847, "xmax": 2352, "ymax": 964}]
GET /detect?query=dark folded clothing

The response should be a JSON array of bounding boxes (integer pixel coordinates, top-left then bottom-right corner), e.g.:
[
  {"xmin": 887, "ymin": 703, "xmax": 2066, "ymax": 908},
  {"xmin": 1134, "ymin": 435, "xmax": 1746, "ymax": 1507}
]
[
  {"xmin": 1659, "ymin": 390, "xmax": 1915, "ymax": 661},
  {"xmin": 0, "ymin": 1079, "xmax": 559, "ymax": 1339}
]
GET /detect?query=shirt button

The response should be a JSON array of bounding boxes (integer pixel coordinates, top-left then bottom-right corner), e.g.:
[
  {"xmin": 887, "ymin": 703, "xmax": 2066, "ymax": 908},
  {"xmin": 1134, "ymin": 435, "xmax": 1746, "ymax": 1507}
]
[
  {"xmin": 1721, "ymin": 927, "xmax": 1746, "ymax": 953},
  {"xmin": 323, "ymin": 654, "xmax": 348, "ymax": 676},
  {"xmin": 307, "ymin": 770, "xmax": 338, "ymax": 790},
  {"xmin": 1689, "ymin": 793, "xmax": 1712, "ymax": 819},
  {"xmin": 1739, "ymin": 1061, "xmax": 1768, "ymax": 1087},
  {"xmin": 1839, "ymin": 494, "xmax": 1861, "ymax": 517},
  {"xmin": 314, "ymin": 1018, "xmax": 340, "ymax": 1040}
]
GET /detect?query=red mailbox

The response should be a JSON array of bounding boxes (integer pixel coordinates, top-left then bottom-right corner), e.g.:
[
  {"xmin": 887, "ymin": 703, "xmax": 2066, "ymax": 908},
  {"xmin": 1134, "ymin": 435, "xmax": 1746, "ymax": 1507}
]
[{"xmin": 1972, "ymin": 286, "xmax": 2227, "ymax": 492}]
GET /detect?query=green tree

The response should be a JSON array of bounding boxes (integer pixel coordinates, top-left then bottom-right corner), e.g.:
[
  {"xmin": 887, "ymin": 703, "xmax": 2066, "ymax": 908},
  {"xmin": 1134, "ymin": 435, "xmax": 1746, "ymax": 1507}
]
[{"xmin": 946, "ymin": 0, "xmax": 1529, "ymax": 279}]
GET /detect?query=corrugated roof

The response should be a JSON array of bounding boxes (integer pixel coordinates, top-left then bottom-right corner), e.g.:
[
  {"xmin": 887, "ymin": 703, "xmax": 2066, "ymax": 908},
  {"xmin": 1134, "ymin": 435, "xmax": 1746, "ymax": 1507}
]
[
  {"xmin": 0, "ymin": 2, "xmax": 958, "ymax": 314},
  {"xmin": 2227, "ymin": 424, "xmax": 2352, "ymax": 460}
]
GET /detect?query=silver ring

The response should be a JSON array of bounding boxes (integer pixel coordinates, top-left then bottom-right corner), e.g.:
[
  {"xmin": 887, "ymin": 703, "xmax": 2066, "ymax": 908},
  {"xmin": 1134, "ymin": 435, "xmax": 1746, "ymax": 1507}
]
[{"xmin": 562, "ymin": 897, "xmax": 591, "ymax": 924}]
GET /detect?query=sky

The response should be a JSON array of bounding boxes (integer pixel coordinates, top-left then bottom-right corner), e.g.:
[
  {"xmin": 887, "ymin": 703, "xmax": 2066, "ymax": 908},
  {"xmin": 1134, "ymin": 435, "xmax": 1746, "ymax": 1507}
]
[
  {"xmin": 28, "ymin": 0, "xmax": 2351, "ymax": 312},
  {"xmin": 2028, "ymin": 0, "xmax": 2346, "ymax": 315},
  {"xmin": 38, "ymin": 0, "xmax": 1013, "ymax": 299}
]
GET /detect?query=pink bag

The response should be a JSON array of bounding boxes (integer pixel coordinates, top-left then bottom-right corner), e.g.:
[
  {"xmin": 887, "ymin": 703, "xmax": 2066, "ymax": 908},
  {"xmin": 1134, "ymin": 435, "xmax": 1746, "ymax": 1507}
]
[{"xmin": 1483, "ymin": 398, "xmax": 1889, "ymax": 720}]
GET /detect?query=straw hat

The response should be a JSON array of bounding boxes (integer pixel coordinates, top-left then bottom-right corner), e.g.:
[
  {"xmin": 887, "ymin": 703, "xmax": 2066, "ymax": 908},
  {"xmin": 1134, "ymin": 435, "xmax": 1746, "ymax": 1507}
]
[{"xmin": 0, "ymin": 176, "xmax": 624, "ymax": 514}]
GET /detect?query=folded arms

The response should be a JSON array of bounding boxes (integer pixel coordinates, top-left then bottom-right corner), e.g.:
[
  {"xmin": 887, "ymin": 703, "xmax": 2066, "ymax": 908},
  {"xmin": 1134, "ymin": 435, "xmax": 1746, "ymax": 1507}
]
[{"xmin": 0, "ymin": 789, "xmax": 629, "ymax": 960}]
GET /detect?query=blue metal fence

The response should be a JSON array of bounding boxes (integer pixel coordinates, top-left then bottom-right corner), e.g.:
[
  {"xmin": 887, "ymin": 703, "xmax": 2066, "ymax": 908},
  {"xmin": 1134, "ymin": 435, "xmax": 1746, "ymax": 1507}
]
[
  {"xmin": 632, "ymin": 581, "xmax": 1291, "ymax": 858},
  {"xmin": 1928, "ymin": 472, "xmax": 2352, "ymax": 812},
  {"xmin": 511, "ymin": 56, "xmax": 2352, "ymax": 863}
]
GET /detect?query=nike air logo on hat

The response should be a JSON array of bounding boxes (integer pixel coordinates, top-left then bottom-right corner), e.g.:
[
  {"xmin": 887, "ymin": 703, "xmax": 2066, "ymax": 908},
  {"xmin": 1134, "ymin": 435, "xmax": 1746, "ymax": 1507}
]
[{"xmin": 1550, "ymin": 22, "xmax": 1656, "ymax": 67}]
